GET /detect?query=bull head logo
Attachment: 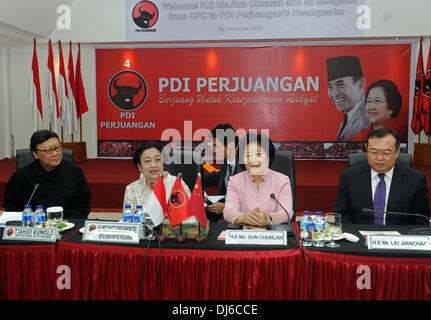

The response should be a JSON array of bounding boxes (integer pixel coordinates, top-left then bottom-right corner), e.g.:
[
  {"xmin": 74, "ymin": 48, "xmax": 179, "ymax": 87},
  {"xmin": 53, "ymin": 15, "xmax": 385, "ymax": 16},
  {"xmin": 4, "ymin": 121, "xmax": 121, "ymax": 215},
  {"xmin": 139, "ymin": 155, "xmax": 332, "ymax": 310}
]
[
  {"xmin": 108, "ymin": 70, "xmax": 147, "ymax": 111},
  {"xmin": 133, "ymin": 1, "xmax": 159, "ymax": 29}
]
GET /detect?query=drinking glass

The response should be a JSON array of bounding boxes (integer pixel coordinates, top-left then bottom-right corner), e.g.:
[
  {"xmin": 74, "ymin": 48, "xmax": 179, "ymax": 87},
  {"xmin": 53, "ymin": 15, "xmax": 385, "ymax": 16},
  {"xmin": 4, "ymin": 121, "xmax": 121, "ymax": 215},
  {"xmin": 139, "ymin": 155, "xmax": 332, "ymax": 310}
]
[
  {"xmin": 326, "ymin": 212, "xmax": 342, "ymax": 248},
  {"xmin": 46, "ymin": 206, "xmax": 63, "ymax": 228}
]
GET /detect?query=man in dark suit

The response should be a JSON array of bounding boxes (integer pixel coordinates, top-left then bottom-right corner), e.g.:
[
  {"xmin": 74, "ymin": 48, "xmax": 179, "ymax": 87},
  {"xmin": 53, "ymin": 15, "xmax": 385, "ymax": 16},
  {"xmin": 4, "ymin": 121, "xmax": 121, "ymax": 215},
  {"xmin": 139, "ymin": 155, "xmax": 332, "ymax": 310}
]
[
  {"xmin": 202, "ymin": 123, "xmax": 239, "ymax": 222},
  {"xmin": 334, "ymin": 128, "xmax": 430, "ymax": 225}
]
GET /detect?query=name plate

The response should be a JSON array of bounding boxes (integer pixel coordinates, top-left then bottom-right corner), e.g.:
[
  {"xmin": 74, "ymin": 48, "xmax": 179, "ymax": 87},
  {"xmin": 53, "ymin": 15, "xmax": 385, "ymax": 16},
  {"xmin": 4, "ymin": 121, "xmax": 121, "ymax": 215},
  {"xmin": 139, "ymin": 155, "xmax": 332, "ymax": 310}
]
[
  {"xmin": 82, "ymin": 221, "xmax": 142, "ymax": 244},
  {"xmin": 2, "ymin": 226, "xmax": 58, "ymax": 243},
  {"xmin": 225, "ymin": 229, "xmax": 287, "ymax": 246},
  {"xmin": 368, "ymin": 235, "xmax": 431, "ymax": 251}
]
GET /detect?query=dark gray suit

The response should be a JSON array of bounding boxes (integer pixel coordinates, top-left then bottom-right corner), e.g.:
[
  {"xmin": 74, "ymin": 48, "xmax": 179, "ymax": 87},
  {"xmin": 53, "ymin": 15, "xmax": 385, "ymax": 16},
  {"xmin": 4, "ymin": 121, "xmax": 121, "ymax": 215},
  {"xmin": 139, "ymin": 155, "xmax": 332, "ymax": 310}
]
[{"xmin": 334, "ymin": 163, "xmax": 430, "ymax": 225}]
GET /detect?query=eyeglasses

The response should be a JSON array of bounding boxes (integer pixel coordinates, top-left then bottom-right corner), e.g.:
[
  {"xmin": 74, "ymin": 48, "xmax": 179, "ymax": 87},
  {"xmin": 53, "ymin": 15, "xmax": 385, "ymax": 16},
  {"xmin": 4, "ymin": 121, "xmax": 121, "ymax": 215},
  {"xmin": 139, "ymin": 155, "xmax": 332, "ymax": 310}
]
[
  {"xmin": 36, "ymin": 145, "xmax": 62, "ymax": 154},
  {"xmin": 367, "ymin": 150, "xmax": 395, "ymax": 158}
]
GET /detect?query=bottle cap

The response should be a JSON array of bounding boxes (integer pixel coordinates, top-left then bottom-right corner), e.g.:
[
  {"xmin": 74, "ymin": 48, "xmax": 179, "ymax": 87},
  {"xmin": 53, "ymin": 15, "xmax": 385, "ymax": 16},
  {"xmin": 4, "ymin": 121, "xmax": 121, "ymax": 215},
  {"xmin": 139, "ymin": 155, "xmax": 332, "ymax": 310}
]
[
  {"xmin": 136, "ymin": 205, "xmax": 143, "ymax": 209},
  {"xmin": 316, "ymin": 211, "xmax": 323, "ymax": 215},
  {"xmin": 36, "ymin": 205, "xmax": 43, "ymax": 209},
  {"xmin": 24, "ymin": 205, "xmax": 31, "ymax": 209},
  {"xmin": 125, "ymin": 204, "xmax": 131, "ymax": 208},
  {"xmin": 303, "ymin": 211, "xmax": 310, "ymax": 215}
]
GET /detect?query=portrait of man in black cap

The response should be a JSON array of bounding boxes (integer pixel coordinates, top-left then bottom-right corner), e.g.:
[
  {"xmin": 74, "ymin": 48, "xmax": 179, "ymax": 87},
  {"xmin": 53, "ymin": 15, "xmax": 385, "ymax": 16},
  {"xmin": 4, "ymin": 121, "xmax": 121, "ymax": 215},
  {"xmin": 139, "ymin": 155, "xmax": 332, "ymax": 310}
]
[{"xmin": 327, "ymin": 56, "xmax": 370, "ymax": 141}]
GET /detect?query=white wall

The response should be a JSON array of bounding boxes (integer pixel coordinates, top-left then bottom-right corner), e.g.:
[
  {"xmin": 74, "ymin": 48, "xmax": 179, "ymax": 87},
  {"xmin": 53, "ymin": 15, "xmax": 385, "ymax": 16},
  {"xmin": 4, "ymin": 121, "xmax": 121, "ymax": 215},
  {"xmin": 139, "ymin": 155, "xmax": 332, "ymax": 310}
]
[
  {"xmin": 0, "ymin": 0, "xmax": 430, "ymax": 159},
  {"xmin": 5, "ymin": 43, "xmax": 97, "ymax": 159}
]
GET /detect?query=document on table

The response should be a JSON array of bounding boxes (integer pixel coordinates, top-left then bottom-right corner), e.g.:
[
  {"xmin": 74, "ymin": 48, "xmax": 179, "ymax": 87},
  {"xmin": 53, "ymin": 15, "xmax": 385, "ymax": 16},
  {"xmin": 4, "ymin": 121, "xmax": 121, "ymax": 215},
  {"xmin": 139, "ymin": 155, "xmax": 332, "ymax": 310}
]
[
  {"xmin": 203, "ymin": 191, "xmax": 225, "ymax": 206},
  {"xmin": 359, "ymin": 230, "xmax": 401, "ymax": 238},
  {"xmin": 0, "ymin": 212, "xmax": 22, "ymax": 225}
]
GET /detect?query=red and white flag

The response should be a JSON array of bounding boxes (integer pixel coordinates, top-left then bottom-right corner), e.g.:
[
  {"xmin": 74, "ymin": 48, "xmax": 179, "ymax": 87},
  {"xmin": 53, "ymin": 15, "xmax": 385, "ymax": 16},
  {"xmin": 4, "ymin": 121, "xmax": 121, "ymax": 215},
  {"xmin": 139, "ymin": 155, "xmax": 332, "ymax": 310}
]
[
  {"xmin": 75, "ymin": 43, "xmax": 88, "ymax": 118},
  {"xmin": 46, "ymin": 39, "xmax": 59, "ymax": 132},
  {"xmin": 29, "ymin": 38, "xmax": 43, "ymax": 131},
  {"xmin": 146, "ymin": 174, "xmax": 167, "ymax": 227},
  {"xmin": 411, "ymin": 38, "xmax": 424, "ymax": 134},
  {"xmin": 66, "ymin": 42, "xmax": 79, "ymax": 135},
  {"xmin": 57, "ymin": 40, "xmax": 70, "ymax": 133},
  {"xmin": 188, "ymin": 173, "xmax": 208, "ymax": 228},
  {"xmin": 166, "ymin": 174, "xmax": 192, "ymax": 227},
  {"xmin": 422, "ymin": 39, "xmax": 431, "ymax": 135}
]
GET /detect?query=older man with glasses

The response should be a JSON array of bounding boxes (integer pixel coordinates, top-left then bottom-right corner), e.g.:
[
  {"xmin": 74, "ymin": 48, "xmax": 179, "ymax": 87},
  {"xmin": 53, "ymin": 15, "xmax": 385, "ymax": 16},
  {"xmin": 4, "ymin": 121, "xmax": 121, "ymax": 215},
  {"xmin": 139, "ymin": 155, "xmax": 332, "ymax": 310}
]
[
  {"xmin": 334, "ymin": 128, "xmax": 430, "ymax": 225},
  {"xmin": 4, "ymin": 130, "xmax": 91, "ymax": 219}
]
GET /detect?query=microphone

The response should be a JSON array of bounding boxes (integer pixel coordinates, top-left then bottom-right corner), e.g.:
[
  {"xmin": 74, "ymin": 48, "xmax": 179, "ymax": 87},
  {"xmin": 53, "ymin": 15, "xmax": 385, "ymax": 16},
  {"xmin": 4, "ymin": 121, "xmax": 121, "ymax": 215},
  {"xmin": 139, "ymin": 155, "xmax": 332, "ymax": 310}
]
[
  {"xmin": 361, "ymin": 208, "xmax": 431, "ymax": 235},
  {"xmin": 150, "ymin": 182, "xmax": 155, "ymax": 190},
  {"xmin": 270, "ymin": 193, "xmax": 294, "ymax": 235},
  {"xmin": 26, "ymin": 183, "xmax": 39, "ymax": 206}
]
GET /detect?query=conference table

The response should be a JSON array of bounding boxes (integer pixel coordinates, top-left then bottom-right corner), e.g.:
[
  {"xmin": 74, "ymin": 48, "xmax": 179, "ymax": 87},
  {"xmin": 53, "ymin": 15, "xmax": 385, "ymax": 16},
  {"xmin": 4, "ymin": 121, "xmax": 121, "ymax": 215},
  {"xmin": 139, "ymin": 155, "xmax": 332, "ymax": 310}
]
[{"xmin": 1, "ymin": 219, "xmax": 431, "ymax": 300}]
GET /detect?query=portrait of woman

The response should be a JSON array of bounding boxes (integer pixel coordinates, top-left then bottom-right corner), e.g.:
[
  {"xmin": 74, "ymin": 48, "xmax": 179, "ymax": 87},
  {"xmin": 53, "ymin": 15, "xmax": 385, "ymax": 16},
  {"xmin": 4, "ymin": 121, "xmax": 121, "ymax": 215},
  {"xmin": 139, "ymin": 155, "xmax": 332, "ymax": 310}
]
[{"xmin": 354, "ymin": 79, "xmax": 403, "ymax": 141}]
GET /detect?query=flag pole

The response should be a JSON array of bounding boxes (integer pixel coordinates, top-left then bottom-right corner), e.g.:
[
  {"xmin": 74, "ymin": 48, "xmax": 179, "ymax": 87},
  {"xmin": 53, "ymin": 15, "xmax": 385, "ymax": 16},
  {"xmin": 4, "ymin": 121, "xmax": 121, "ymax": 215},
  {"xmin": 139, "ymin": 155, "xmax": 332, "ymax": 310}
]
[
  {"xmin": 174, "ymin": 173, "xmax": 188, "ymax": 243},
  {"xmin": 193, "ymin": 222, "xmax": 207, "ymax": 244}
]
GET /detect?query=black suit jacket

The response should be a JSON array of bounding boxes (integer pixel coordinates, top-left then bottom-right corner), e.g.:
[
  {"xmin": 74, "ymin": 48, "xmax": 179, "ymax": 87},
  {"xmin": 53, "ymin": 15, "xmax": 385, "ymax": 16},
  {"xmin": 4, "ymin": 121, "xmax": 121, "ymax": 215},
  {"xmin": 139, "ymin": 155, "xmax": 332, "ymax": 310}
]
[
  {"xmin": 334, "ymin": 163, "xmax": 430, "ymax": 225},
  {"xmin": 202, "ymin": 162, "xmax": 240, "ymax": 222}
]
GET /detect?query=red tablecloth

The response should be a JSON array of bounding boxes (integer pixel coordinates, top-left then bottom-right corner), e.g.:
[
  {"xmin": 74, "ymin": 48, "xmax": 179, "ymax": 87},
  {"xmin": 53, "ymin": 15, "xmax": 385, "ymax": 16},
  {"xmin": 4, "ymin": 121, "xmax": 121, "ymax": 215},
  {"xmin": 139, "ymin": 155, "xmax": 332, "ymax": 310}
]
[
  {"xmin": 2, "ymin": 241, "xmax": 431, "ymax": 300},
  {"xmin": 54, "ymin": 242, "xmax": 303, "ymax": 300}
]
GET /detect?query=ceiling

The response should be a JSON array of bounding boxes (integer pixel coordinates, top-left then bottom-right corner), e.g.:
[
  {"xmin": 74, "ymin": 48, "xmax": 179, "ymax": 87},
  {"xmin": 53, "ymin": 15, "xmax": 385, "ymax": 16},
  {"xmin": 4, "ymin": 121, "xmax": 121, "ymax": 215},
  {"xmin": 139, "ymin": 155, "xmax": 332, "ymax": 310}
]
[{"xmin": 0, "ymin": 0, "xmax": 74, "ymax": 45}]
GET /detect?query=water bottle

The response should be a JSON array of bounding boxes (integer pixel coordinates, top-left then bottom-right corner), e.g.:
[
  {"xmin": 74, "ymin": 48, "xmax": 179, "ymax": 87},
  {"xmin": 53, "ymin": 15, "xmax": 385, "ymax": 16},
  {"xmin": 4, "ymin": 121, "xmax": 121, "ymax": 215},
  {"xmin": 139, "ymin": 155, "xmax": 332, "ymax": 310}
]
[
  {"xmin": 300, "ymin": 211, "xmax": 313, "ymax": 246},
  {"xmin": 312, "ymin": 211, "xmax": 325, "ymax": 247},
  {"xmin": 144, "ymin": 211, "xmax": 155, "ymax": 240},
  {"xmin": 33, "ymin": 205, "xmax": 47, "ymax": 228},
  {"xmin": 22, "ymin": 205, "xmax": 34, "ymax": 227},
  {"xmin": 122, "ymin": 204, "xmax": 134, "ymax": 223},
  {"xmin": 134, "ymin": 205, "xmax": 145, "ymax": 223}
]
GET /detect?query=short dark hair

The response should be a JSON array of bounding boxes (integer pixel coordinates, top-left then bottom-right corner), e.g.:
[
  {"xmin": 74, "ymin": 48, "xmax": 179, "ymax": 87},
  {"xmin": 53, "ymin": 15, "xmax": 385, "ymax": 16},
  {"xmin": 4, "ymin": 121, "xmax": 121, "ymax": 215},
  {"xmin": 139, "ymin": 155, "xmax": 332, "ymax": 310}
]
[
  {"xmin": 367, "ymin": 128, "xmax": 400, "ymax": 150},
  {"xmin": 132, "ymin": 141, "xmax": 162, "ymax": 171},
  {"xmin": 210, "ymin": 123, "xmax": 239, "ymax": 147},
  {"xmin": 238, "ymin": 132, "xmax": 276, "ymax": 167},
  {"xmin": 366, "ymin": 79, "xmax": 402, "ymax": 118},
  {"xmin": 30, "ymin": 130, "xmax": 59, "ymax": 152}
]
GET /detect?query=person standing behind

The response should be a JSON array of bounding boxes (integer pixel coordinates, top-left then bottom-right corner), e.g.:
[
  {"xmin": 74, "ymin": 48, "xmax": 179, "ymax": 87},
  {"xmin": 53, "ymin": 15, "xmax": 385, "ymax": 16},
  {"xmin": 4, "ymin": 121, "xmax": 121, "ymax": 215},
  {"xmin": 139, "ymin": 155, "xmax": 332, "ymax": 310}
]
[
  {"xmin": 202, "ymin": 123, "xmax": 239, "ymax": 222},
  {"xmin": 4, "ymin": 130, "xmax": 91, "ymax": 218},
  {"xmin": 327, "ymin": 56, "xmax": 370, "ymax": 141},
  {"xmin": 334, "ymin": 128, "xmax": 430, "ymax": 225}
]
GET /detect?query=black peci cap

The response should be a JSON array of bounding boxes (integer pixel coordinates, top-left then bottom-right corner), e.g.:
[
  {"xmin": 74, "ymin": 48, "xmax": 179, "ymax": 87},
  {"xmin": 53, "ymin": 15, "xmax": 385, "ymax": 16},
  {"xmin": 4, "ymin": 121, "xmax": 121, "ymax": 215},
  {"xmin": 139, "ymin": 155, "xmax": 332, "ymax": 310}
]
[{"xmin": 326, "ymin": 56, "xmax": 363, "ymax": 82}]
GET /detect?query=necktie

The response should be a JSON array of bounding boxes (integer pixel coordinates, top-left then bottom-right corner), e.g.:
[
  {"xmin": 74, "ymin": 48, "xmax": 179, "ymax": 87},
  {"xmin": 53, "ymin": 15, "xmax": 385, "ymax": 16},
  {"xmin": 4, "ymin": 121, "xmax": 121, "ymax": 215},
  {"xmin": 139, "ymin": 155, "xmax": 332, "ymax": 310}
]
[
  {"xmin": 339, "ymin": 114, "xmax": 348, "ymax": 135},
  {"xmin": 373, "ymin": 173, "xmax": 386, "ymax": 225}
]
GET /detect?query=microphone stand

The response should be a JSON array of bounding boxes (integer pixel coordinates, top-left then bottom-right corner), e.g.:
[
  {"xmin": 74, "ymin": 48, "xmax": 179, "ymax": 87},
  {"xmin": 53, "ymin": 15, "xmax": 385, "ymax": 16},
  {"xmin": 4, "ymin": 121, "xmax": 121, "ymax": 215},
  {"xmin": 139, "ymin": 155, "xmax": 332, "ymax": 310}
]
[
  {"xmin": 361, "ymin": 208, "xmax": 431, "ymax": 235},
  {"xmin": 270, "ymin": 193, "xmax": 295, "ymax": 235}
]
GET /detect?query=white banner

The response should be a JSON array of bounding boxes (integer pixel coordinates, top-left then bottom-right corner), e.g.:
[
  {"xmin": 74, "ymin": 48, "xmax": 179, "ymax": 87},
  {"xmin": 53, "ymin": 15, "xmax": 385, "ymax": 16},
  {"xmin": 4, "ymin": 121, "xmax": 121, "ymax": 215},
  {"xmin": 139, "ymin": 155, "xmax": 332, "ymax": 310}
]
[{"xmin": 126, "ymin": 0, "xmax": 367, "ymax": 41}]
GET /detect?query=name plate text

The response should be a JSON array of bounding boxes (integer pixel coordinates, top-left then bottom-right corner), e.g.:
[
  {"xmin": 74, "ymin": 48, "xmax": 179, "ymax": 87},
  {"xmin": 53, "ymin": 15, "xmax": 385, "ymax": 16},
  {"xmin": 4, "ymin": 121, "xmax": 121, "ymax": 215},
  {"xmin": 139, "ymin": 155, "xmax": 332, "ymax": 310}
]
[
  {"xmin": 368, "ymin": 235, "xmax": 431, "ymax": 251},
  {"xmin": 225, "ymin": 229, "xmax": 287, "ymax": 246},
  {"xmin": 2, "ymin": 226, "xmax": 58, "ymax": 243},
  {"xmin": 82, "ymin": 221, "xmax": 142, "ymax": 244}
]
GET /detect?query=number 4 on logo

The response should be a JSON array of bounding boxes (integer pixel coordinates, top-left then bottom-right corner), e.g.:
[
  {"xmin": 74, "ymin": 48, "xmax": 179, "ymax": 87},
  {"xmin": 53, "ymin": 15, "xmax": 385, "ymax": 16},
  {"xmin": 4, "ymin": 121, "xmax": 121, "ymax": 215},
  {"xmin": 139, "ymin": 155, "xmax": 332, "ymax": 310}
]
[{"xmin": 124, "ymin": 59, "xmax": 131, "ymax": 69}]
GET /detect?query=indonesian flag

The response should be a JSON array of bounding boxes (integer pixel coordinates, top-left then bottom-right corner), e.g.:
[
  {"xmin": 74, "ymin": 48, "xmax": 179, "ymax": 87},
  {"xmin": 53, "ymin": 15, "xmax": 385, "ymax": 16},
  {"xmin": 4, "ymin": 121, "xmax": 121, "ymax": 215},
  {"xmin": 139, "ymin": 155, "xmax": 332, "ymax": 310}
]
[
  {"xmin": 46, "ymin": 39, "xmax": 59, "ymax": 132},
  {"xmin": 145, "ymin": 174, "xmax": 167, "ymax": 227},
  {"xmin": 75, "ymin": 43, "xmax": 88, "ymax": 117},
  {"xmin": 29, "ymin": 38, "xmax": 42, "ymax": 131},
  {"xmin": 166, "ymin": 174, "xmax": 192, "ymax": 227},
  {"xmin": 66, "ymin": 42, "xmax": 79, "ymax": 135},
  {"xmin": 188, "ymin": 173, "xmax": 208, "ymax": 228},
  {"xmin": 422, "ymin": 40, "xmax": 431, "ymax": 134},
  {"xmin": 411, "ymin": 38, "xmax": 424, "ymax": 134},
  {"xmin": 57, "ymin": 41, "xmax": 70, "ymax": 133}
]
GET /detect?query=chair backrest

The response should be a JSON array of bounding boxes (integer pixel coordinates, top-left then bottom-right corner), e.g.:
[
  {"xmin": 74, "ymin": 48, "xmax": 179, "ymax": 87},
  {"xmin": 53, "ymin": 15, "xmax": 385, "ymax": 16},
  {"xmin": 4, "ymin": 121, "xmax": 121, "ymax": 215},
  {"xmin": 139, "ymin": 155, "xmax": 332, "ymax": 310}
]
[
  {"xmin": 16, "ymin": 148, "xmax": 74, "ymax": 170},
  {"xmin": 348, "ymin": 152, "xmax": 412, "ymax": 168},
  {"xmin": 162, "ymin": 149, "xmax": 203, "ymax": 193},
  {"xmin": 269, "ymin": 150, "xmax": 296, "ymax": 219}
]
